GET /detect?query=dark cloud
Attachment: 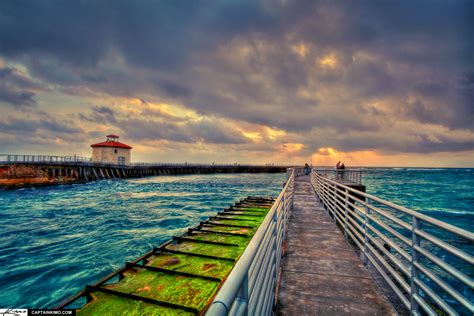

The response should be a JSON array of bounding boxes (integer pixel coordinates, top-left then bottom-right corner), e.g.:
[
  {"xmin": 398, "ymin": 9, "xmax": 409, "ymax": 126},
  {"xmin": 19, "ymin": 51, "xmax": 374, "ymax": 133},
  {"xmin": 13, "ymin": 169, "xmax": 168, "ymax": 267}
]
[
  {"xmin": 79, "ymin": 106, "xmax": 117, "ymax": 124},
  {"xmin": 0, "ymin": 0, "xmax": 473, "ymax": 157},
  {"xmin": 0, "ymin": 115, "xmax": 83, "ymax": 136},
  {"xmin": 121, "ymin": 118, "xmax": 247, "ymax": 145},
  {"xmin": 0, "ymin": 86, "xmax": 36, "ymax": 108},
  {"xmin": 0, "ymin": 66, "xmax": 44, "ymax": 108},
  {"xmin": 77, "ymin": 105, "xmax": 247, "ymax": 145}
]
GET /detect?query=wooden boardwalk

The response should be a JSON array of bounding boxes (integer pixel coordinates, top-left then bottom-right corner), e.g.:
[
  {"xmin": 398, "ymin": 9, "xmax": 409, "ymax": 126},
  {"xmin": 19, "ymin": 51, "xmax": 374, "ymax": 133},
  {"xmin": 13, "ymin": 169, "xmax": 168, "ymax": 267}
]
[{"xmin": 277, "ymin": 176, "xmax": 396, "ymax": 315}]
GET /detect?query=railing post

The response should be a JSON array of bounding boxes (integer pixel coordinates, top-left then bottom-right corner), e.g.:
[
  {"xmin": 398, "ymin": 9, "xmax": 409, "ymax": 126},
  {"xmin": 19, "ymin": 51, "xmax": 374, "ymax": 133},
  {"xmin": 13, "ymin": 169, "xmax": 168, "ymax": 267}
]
[
  {"xmin": 237, "ymin": 273, "xmax": 249, "ymax": 316},
  {"xmin": 410, "ymin": 216, "xmax": 420, "ymax": 314},
  {"xmin": 344, "ymin": 187, "xmax": 349, "ymax": 239},
  {"xmin": 364, "ymin": 196, "xmax": 370, "ymax": 266},
  {"xmin": 331, "ymin": 182, "xmax": 337, "ymax": 221},
  {"xmin": 271, "ymin": 201, "xmax": 279, "ymax": 312}
]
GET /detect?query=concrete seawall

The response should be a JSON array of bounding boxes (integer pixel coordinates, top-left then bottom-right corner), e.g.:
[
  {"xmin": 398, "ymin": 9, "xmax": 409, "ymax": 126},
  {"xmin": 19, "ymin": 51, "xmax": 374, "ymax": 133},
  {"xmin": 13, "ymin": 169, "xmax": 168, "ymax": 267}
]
[{"xmin": 0, "ymin": 163, "xmax": 287, "ymax": 189}]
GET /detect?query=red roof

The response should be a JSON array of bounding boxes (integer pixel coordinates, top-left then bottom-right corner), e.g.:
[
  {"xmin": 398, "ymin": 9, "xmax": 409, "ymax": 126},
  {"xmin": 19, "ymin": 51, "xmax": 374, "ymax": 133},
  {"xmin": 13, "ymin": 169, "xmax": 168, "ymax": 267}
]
[
  {"xmin": 107, "ymin": 134, "xmax": 120, "ymax": 138},
  {"xmin": 91, "ymin": 141, "xmax": 132, "ymax": 149}
]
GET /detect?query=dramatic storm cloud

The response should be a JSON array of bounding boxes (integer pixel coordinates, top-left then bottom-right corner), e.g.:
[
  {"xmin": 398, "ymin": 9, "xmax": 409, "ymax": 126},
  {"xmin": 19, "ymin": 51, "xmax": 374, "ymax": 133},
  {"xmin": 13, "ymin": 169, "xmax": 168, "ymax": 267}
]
[{"xmin": 0, "ymin": 0, "xmax": 473, "ymax": 166}]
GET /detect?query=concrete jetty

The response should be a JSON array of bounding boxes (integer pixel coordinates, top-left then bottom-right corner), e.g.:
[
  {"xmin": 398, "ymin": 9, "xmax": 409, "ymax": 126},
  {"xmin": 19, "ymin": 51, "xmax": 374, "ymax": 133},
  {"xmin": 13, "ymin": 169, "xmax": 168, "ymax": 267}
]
[
  {"xmin": 0, "ymin": 155, "xmax": 286, "ymax": 189},
  {"xmin": 277, "ymin": 175, "xmax": 395, "ymax": 315}
]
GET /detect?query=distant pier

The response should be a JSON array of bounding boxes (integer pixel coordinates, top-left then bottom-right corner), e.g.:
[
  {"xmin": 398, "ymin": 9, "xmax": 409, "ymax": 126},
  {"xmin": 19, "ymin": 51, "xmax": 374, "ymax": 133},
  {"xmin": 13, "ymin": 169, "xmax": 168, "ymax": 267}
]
[{"xmin": 0, "ymin": 154, "xmax": 286, "ymax": 189}]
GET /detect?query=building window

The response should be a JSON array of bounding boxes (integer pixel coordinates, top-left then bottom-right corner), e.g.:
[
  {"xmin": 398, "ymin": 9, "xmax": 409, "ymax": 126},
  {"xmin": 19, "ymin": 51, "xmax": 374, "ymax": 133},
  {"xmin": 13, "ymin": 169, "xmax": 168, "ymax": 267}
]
[{"xmin": 114, "ymin": 149, "xmax": 117, "ymax": 154}]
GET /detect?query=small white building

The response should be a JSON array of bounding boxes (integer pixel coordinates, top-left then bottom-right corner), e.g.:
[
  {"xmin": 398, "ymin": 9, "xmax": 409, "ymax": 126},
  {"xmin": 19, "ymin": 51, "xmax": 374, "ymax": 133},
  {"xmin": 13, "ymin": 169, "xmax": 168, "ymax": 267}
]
[{"xmin": 91, "ymin": 134, "xmax": 132, "ymax": 165}]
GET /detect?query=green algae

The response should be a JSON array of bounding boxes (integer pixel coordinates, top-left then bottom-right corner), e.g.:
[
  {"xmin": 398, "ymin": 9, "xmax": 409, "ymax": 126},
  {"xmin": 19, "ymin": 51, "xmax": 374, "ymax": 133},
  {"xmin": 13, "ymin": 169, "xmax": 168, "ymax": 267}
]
[
  {"xmin": 217, "ymin": 215, "xmax": 264, "ymax": 222},
  {"xmin": 147, "ymin": 253, "xmax": 234, "ymax": 279},
  {"xmin": 105, "ymin": 269, "xmax": 219, "ymax": 310},
  {"xmin": 201, "ymin": 225, "xmax": 254, "ymax": 235},
  {"xmin": 186, "ymin": 232, "xmax": 250, "ymax": 245},
  {"xmin": 165, "ymin": 241, "xmax": 244, "ymax": 259},
  {"xmin": 233, "ymin": 207, "xmax": 270, "ymax": 212},
  {"xmin": 77, "ymin": 292, "xmax": 193, "ymax": 316},
  {"xmin": 210, "ymin": 219, "xmax": 260, "ymax": 227},
  {"xmin": 74, "ymin": 197, "xmax": 274, "ymax": 315}
]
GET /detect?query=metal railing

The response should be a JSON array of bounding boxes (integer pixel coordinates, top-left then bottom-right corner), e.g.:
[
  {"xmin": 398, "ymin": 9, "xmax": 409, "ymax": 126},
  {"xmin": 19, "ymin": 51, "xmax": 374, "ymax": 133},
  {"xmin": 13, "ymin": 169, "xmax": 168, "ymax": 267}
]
[
  {"xmin": 0, "ymin": 154, "xmax": 288, "ymax": 168},
  {"xmin": 206, "ymin": 169, "xmax": 296, "ymax": 315},
  {"xmin": 0, "ymin": 154, "xmax": 91, "ymax": 164},
  {"xmin": 314, "ymin": 168, "xmax": 362, "ymax": 184},
  {"xmin": 311, "ymin": 170, "xmax": 473, "ymax": 315}
]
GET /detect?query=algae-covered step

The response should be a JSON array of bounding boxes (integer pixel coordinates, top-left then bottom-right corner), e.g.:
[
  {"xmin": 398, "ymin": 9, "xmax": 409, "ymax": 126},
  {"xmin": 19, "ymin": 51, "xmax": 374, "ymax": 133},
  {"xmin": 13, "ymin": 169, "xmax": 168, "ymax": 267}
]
[
  {"xmin": 200, "ymin": 224, "xmax": 254, "ymax": 235},
  {"xmin": 61, "ymin": 196, "xmax": 275, "ymax": 315},
  {"xmin": 215, "ymin": 215, "xmax": 260, "ymax": 221},
  {"xmin": 165, "ymin": 240, "xmax": 245, "ymax": 260},
  {"xmin": 104, "ymin": 269, "xmax": 219, "ymax": 311},
  {"xmin": 184, "ymin": 232, "xmax": 251, "ymax": 246},
  {"xmin": 231, "ymin": 206, "xmax": 271, "ymax": 212},
  {"xmin": 146, "ymin": 253, "xmax": 234, "ymax": 279},
  {"xmin": 217, "ymin": 214, "xmax": 266, "ymax": 222},
  {"xmin": 208, "ymin": 218, "xmax": 260, "ymax": 227},
  {"xmin": 78, "ymin": 292, "xmax": 193, "ymax": 316}
]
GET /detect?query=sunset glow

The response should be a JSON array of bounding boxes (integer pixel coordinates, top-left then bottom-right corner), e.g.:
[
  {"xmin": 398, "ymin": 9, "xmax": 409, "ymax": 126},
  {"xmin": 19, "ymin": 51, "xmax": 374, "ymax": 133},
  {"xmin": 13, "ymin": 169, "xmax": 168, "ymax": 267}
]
[
  {"xmin": 0, "ymin": 1, "xmax": 472, "ymax": 167},
  {"xmin": 319, "ymin": 54, "xmax": 338, "ymax": 68}
]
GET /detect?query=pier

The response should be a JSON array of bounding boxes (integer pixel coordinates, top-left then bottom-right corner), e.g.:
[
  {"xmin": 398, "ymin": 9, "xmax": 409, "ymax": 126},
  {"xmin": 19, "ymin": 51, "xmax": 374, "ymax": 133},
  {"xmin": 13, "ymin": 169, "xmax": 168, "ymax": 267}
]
[
  {"xmin": 277, "ymin": 175, "xmax": 395, "ymax": 314},
  {"xmin": 0, "ymin": 154, "xmax": 286, "ymax": 189},
  {"xmin": 207, "ymin": 168, "xmax": 473, "ymax": 315}
]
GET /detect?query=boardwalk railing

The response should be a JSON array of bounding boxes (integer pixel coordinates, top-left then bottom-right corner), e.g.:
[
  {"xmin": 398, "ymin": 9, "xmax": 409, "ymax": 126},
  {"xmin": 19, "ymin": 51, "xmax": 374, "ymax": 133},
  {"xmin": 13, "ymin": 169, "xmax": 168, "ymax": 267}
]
[
  {"xmin": 314, "ymin": 168, "xmax": 362, "ymax": 184},
  {"xmin": 0, "ymin": 154, "xmax": 91, "ymax": 164},
  {"xmin": 206, "ymin": 169, "xmax": 296, "ymax": 315},
  {"xmin": 0, "ymin": 154, "xmax": 287, "ymax": 168},
  {"xmin": 311, "ymin": 170, "xmax": 473, "ymax": 315}
]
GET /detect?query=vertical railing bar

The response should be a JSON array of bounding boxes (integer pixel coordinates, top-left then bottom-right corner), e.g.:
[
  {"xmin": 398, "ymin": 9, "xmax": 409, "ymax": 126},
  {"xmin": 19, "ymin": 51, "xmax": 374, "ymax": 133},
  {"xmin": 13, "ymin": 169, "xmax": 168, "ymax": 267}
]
[
  {"xmin": 364, "ymin": 196, "xmax": 370, "ymax": 266},
  {"xmin": 410, "ymin": 216, "xmax": 420, "ymax": 314},
  {"xmin": 344, "ymin": 187, "xmax": 349, "ymax": 239}
]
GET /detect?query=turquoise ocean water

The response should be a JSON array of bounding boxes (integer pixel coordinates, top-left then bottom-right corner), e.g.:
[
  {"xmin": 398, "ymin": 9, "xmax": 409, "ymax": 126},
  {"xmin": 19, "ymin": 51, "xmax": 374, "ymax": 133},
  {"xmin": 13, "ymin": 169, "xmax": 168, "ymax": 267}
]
[
  {"xmin": 0, "ymin": 169, "xmax": 472, "ymax": 309},
  {"xmin": 363, "ymin": 168, "xmax": 473, "ymax": 313}
]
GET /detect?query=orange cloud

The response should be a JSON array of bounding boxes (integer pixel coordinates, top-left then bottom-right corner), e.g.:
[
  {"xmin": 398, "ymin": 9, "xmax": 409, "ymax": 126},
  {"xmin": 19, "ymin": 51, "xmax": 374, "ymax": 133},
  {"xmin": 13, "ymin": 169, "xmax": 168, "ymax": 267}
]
[
  {"xmin": 292, "ymin": 43, "xmax": 309, "ymax": 58},
  {"xmin": 316, "ymin": 147, "xmax": 338, "ymax": 156},
  {"xmin": 279, "ymin": 143, "xmax": 305, "ymax": 153},
  {"xmin": 242, "ymin": 131, "xmax": 262, "ymax": 141},
  {"xmin": 318, "ymin": 53, "xmax": 338, "ymax": 68}
]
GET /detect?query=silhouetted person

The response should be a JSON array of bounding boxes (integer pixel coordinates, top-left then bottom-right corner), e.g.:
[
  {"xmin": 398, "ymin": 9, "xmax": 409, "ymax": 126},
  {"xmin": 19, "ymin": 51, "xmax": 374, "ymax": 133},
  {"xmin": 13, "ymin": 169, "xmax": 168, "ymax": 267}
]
[{"xmin": 336, "ymin": 161, "xmax": 341, "ymax": 179}]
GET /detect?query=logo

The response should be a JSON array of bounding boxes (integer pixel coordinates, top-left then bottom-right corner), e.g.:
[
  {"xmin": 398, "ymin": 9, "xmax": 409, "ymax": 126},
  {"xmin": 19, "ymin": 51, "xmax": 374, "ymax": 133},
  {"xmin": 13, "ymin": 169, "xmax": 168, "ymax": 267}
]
[{"xmin": 0, "ymin": 310, "xmax": 27, "ymax": 316}]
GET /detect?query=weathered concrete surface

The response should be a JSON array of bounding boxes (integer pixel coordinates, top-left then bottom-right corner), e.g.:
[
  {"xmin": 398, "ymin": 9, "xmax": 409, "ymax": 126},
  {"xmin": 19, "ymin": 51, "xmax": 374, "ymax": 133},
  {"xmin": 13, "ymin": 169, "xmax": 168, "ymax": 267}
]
[
  {"xmin": 277, "ymin": 176, "xmax": 396, "ymax": 315},
  {"xmin": 0, "ymin": 164, "xmax": 77, "ymax": 188},
  {"xmin": 0, "ymin": 163, "xmax": 287, "ymax": 189}
]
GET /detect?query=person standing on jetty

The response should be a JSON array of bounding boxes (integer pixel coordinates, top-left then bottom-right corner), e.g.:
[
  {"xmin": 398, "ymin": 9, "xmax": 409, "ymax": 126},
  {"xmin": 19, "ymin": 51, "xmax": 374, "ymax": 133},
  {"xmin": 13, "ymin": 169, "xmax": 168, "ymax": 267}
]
[
  {"xmin": 304, "ymin": 162, "xmax": 310, "ymax": 175},
  {"xmin": 336, "ymin": 161, "xmax": 341, "ymax": 179},
  {"xmin": 340, "ymin": 162, "xmax": 345, "ymax": 179}
]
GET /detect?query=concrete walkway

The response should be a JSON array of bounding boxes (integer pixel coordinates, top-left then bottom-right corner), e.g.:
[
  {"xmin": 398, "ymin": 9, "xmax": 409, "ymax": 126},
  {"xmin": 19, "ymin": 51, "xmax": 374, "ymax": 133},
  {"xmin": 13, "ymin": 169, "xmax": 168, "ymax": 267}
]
[{"xmin": 277, "ymin": 176, "xmax": 396, "ymax": 315}]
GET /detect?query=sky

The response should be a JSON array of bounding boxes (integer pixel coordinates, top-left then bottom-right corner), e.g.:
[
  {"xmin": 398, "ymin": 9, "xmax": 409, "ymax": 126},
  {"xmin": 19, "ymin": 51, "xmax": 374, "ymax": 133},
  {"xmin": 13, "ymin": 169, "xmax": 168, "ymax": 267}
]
[{"xmin": 0, "ymin": 1, "xmax": 473, "ymax": 167}]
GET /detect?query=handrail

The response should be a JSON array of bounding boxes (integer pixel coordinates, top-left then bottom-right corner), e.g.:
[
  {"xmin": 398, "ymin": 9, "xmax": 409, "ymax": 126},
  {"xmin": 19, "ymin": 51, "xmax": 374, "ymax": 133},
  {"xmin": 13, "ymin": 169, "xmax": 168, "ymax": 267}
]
[
  {"xmin": 0, "ymin": 154, "xmax": 91, "ymax": 163},
  {"xmin": 311, "ymin": 170, "xmax": 473, "ymax": 315},
  {"xmin": 313, "ymin": 168, "xmax": 363, "ymax": 184},
  {"xmin": 0, "ymin": 154, "xmax": 288, "ymax": 168},
  {"xmin": 206, "ymin": 169, "xmax": 296, "ymax": 315}
]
